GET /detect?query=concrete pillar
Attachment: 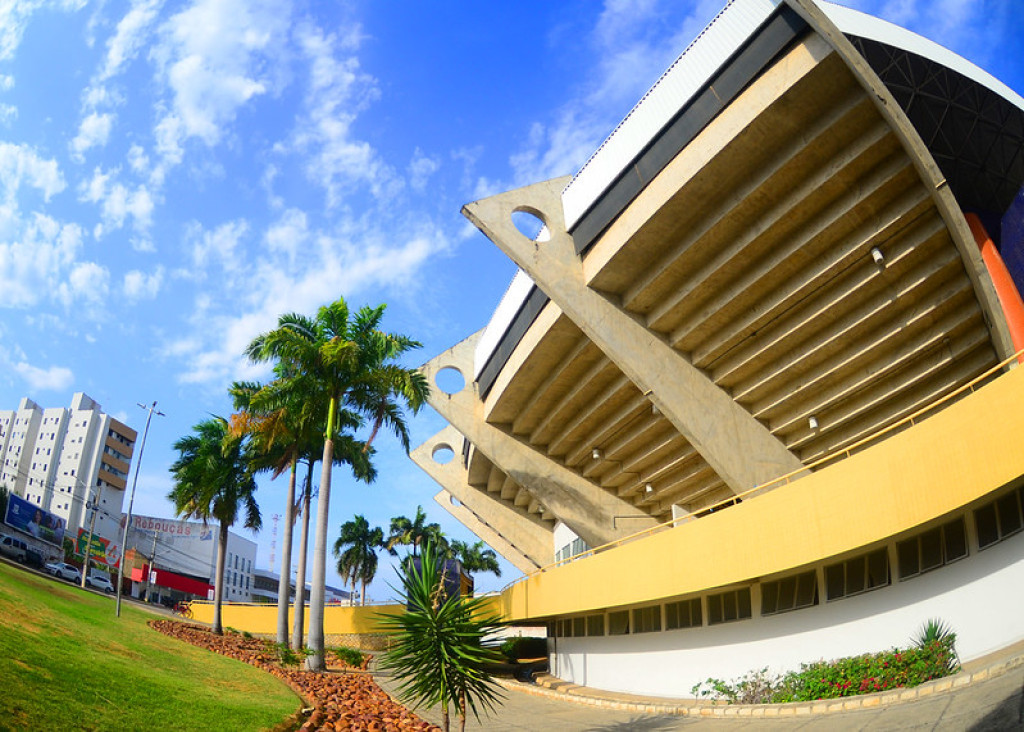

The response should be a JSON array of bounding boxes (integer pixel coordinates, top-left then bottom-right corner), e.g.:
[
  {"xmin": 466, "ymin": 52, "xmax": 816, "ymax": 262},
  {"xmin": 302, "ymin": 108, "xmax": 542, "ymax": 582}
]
[
  {"xmin": 421, "ymin": 331, "xmax": 657, "ymax": 548},
  {"xmin": 434, "ymin": 490, "xmax": 543, "ymax": 576},
  {"xmin": 462, "ymin": 177, "xmax": 806, "ymax": 493},
  {"xmin": 412, "ymin": 425, "xmax": 552, "ymax": 572}
]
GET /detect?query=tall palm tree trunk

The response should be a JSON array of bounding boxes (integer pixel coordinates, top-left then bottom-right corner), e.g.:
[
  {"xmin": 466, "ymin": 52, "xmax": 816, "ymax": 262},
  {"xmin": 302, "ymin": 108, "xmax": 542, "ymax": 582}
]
[
  {"xmin": 291, "ymin": 464, "xmax": 313, "ymax": 650},
  {"xmin": 360, "ymin": 577, "xmax": 367, "ymax": 607},
  {"xmin": 276, "ymin": 458, "xmax": 297, "ymax": 646},
  {"xmin": 306, "ymin": 426, "xmax": 334, "ymax": 671},
  {"xmin": 213, "ymin": 522, "xmax": 229, "ymax": 635}
]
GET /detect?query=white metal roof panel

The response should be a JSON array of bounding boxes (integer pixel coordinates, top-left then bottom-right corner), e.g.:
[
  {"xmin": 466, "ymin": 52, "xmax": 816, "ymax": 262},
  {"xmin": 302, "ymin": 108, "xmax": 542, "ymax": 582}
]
[{"xmin": 473, "ymin": 268, "xmax": 537, "ymax": 380}]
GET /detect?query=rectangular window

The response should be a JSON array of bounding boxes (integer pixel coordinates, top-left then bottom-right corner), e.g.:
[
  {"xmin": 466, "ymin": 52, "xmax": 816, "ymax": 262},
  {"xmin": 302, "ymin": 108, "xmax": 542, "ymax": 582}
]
[
  {"xmin": 975, "ymin": 487, "xmax": 1024, "ymax": 549},
  {"xmin": 665, "ymin": 598, "xmax": 702, "ymax": 630},
  {"xmin": 632, "ymin": 605, "xmax": 661, "ymax": 634},
  {"xmin": 897, "ymin": 518, "xmax": 968, "ymax": 580},
  {"xmin": 707, "ymin": 588, "xmax": 752, "ymax": 625},
  {"xmin": 586, "ymin": 614, "xmax": 604, "ymax": 637},
  {"xmin": 825, "ymin": 549, "xmax": 890, "ymax": 601},
  {"xmin": 572, "ymin": 616, "xmax": 586, "ymax": 637},
  {"xmin": 608, "ymin": 610, "xmax": 630, "ymax": 635},
  {"xmin": 761, "ymin": 571, "xmax": 818, "ymax": 615}
]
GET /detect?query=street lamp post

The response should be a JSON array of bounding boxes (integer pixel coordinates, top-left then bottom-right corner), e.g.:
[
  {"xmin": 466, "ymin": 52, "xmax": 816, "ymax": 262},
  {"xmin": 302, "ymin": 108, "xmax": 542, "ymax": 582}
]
[
  {"xmin": 80, "ymin": 482, "xmax": 101, "ymax": 590},
  {"xmin": 115, "ymin": 401, "xmax": 165, "ymax": 618}
]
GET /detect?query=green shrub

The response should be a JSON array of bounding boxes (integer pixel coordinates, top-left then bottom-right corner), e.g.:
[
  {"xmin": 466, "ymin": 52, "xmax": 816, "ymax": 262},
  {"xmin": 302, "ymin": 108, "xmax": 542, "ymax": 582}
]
[
  {"xmin": 499, "ymin": 636, "xmax": 547, "ymax": 660},
  {"xmin": 692, "ymin": 636, "xmax": 960, "ymax": 704},
  {"xmin": 265, "ymin": 641, "xmax": 312, "ymax": 667},
  {"xmin": 333, "ymin": 646, "xmax": 365, "ymax": 668}
]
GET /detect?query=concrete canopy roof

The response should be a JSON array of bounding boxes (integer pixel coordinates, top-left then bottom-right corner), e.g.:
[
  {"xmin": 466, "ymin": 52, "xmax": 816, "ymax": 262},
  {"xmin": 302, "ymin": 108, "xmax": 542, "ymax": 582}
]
[{"xmin": 425, "ymin": 0, "xmax": 1023, "ymax": 553}]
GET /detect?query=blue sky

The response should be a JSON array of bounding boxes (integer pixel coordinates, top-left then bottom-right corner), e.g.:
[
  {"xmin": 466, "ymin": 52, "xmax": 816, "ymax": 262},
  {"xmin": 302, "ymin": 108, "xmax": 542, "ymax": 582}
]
[{"xmin": 0, "ymin": 0, "xmax": 1021, "ymax": 600}]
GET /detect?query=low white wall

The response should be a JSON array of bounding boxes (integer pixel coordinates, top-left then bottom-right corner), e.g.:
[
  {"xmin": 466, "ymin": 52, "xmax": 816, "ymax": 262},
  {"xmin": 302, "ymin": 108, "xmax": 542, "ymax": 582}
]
[{"xmin": 550, "ymin": 532, "xmax": 1024, "ymax": 697}]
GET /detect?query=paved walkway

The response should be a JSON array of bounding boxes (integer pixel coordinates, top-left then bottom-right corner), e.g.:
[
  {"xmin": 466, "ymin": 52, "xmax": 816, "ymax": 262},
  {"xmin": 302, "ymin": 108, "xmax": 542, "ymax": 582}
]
[{"xmin": 372, "ymin": 643, "xmax": 1024, "ymax": 731}]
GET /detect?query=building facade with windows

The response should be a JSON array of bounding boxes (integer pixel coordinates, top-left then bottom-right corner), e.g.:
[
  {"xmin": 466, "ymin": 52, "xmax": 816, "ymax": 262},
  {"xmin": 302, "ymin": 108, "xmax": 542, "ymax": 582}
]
[
  {"xmin": 412, "ymin": 0, "xmax": 1024, "ymax": 697},
  {"xmin": 0, "ymin": 393, "xmax": 136, "ymax": 551},
  {"xmin": 121, "ymin": 514, "xmax": 258, "ymax": 605}
]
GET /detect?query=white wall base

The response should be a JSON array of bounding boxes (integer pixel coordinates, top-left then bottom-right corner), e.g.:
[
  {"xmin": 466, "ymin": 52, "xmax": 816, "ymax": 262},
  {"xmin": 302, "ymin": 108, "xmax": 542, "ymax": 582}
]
[{"xmin": 550, "ymin": 532, "xmax": 1024, "ymax": 698}]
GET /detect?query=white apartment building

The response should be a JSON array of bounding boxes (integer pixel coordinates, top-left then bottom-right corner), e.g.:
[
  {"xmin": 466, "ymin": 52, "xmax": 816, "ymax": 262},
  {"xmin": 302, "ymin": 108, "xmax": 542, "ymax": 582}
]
[{"xmin": 0, "ymin": 393, "xmax": 136, "ymax": 547}]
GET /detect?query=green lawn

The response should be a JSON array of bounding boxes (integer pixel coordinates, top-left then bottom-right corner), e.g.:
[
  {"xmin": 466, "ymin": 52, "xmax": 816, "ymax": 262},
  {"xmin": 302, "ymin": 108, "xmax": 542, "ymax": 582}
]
[{"xmin": 0, "ymin": 561, "xmax": 299, "ymax": 731}]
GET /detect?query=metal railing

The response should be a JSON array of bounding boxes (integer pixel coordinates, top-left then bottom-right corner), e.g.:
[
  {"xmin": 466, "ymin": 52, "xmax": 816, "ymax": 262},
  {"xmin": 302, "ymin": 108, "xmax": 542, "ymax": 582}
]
[{"xmin": 497, "ymin": 347, "xmax": 1023, "ymax": 596}]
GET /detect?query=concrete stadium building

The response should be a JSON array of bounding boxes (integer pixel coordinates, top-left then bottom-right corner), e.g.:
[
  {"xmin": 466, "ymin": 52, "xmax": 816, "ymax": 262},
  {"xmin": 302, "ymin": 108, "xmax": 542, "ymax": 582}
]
[{"xmin": 411, "ymin": 0, "xmax": 1024, "ymax": 697}]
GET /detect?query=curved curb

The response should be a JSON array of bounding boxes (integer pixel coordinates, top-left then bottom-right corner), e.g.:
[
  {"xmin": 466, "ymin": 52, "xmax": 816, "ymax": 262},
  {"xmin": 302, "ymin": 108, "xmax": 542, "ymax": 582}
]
[{"xmin": 499, "ymin": 652, "xmax": 1024, "ymax": 718}]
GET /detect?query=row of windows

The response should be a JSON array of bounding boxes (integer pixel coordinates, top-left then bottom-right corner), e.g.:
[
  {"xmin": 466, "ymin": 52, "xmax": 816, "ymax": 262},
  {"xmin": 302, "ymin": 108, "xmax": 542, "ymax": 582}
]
[
  {"xmin": 103, "ymin": 444, "xmax": 130, "ymax": 463},
  {"xmin": 550, "ymin": 486, "xmax": 1023, "ymax": 639},
  {"xmin": 555, "ymin": 537, "xmax": 590, "ymax": 564}
]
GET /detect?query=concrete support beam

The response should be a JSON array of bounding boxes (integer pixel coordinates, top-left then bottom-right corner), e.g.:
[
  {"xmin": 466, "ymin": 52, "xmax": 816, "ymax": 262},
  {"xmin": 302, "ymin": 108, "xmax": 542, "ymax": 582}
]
[
  {"xmin": 421, "ymin": 331, "xmax": 657, "ymax": 548},
  {"xmin": 462, "ymin": 179, "xmax": 806, "ymax": 493},
  {"xmin": 411, "ymin": 426, "xmax": 552, "ymax": 573},
  {"xmin": 433, "ymin": 490, "xmax": 542, "ymax": 576}
]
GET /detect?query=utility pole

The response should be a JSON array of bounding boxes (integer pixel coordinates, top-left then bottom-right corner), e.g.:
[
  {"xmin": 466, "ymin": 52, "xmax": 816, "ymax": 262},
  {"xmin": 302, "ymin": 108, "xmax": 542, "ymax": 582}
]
[
  {"xmin": 143, "ymin": 530, "xmax": 158, "ymax": 601},
  {"xmin": 80, "ymin": 483, "xmax": 102, "ymax": 589},
  {"xmin": 115, "ymin": 400, "xmax": 164, "ymax": 618}
]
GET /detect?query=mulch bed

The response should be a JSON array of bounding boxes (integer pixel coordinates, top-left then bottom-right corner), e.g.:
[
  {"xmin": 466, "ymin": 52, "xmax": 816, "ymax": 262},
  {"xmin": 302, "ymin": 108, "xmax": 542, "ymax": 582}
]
[{"xmin": 149, "ymin": 620, "xmax": 439, "ymax": 732}]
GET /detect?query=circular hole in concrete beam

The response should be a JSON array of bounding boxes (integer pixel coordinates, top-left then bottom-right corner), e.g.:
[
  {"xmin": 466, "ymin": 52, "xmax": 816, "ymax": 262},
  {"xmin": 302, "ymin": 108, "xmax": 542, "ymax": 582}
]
[
  {"xmin": 435, "ymin": 366, "xmax": 465, "ymax": 395},
  {"xmin": 432, "ymin": 443, "xmax": 455, "ymax": 465},
  {"xmin": 511, "ymin": 208, "xmax": 550, "ymax": 242},
  {"xmin": 449, "ymin": 495, "xmax": 461, "ymax": 507}
]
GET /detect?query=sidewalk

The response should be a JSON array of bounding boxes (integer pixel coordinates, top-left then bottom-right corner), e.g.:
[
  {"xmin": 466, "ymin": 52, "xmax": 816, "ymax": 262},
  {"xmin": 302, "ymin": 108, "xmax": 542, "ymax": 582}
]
[{"xmin": 372, "ymin": 642, "xmax": 1024, "ymax": 730}]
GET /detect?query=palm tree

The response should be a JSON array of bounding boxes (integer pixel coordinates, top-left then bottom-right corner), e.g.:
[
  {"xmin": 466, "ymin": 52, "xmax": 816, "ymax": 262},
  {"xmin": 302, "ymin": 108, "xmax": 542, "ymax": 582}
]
[
  {"xmin": 333, "ymin": 515, "xmax": 383, "ymax": 606},
  {"xmin": 378, "ymin": 540, "xmax": 505, "ymax": 732},
  {"xmin": 168, "ymin": 417, "xmax": 261, "ymax": 635},
  {"xmin": 386, "ymin": 505, "xmax": 446, "ymax": 558},
  {"xmin": 230, "ymin": 376, "xmax": 327, "ymax": 648},
  {"xmin": 449, "ymin": 540, "xmax": 502, "ymax": 579},
  {"xmin": 246, "ymin": 297, "xmax": 428, "ymax": 670}
]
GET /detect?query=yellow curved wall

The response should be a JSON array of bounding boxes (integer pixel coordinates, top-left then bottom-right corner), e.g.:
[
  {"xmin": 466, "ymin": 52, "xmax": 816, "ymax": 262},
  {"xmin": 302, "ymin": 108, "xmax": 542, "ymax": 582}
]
[
  {"xmin": 189, "ymin": 596, "xmax": 504, "ymax": 634},
  {"xmin": 501, "ymin": 365, "xmax": 1024, "ymax": 620},
  {"xmin": 189, "ymin": 602, "xmax": 405, "ymax": 634}
]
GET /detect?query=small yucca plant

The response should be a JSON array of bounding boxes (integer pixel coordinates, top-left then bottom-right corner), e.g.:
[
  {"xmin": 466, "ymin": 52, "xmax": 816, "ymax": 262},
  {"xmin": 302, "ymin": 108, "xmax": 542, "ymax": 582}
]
[
  {"xmin": 377, "ymin": 540, "xmax": 505, "ymax": 732},
  {"xmin": 912, "ymin": 618, "xmax": 959, "ymax": 673}
]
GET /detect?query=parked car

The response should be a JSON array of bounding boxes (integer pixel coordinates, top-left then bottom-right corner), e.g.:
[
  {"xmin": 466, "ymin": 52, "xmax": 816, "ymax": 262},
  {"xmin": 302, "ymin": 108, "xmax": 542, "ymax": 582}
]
[
  {"xmin": 85, "ymin": 570, "xmax": 114, "ymax": 593},
  {"xmin": 45, "ymin": 562, "xmax": 81, "ymax": 583},
  {"xmin": 24, "ymin": 548, "xmax": 46, "ymax": 570},
  {"xmin": 0, "ymin": 533, "xmax": 28, "ymax": 563}
]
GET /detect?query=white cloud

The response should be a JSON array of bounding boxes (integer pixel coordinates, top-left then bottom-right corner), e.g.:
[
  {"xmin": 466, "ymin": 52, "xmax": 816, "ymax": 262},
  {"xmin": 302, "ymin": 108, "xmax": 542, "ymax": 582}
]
[
  {"xmin": 57, "ymin": 261, "xmax": 111, "ymax": 315},
  {"xmin": 167, "ymin": 214, "xmax": 451, "ymax": 386},
  {"xmin": 0, "ymin": 0, "xmax": 86, "ymax": 63},
  {"xmin": 13, "ymin": 361, "xmax": 74, "ymax": 391},
  {"xmin": 0, "ymin": 74, "xmax": 13, "ymax": 90},
  {"xmin": 123, "ymin": 266, "xmax": 164, "ymax": 300},
  {"xmin": 100, "ymin": 0, "xmax": 163, "ymax": 81},
  {"xmin": 264, "ymin": 208, "xmax": 308, "ymax": 261},
  {"xmin": 291, "ymin": 21, "xmax": 399, "ymax": 206},
  {"xmin": 127, "ymin": 144, "xmax": 149, "ymax": 174},
  {"xmin": 188, "ymin": 218, "xmax": 249, "ymax": 276},
  {"xmin": 408, "ymin": 148, "xmax": 440, "ymax": 192},
  {"xmin": 0, "ymin": 215, "xmax": 82, "ymax": 308},
  {"xmin": 78, "ymin": 167, "xmax": 155, "ymax": 235},
  {"xmin": 69, "ymin": 111, "xmax": 114, "ymax": 161},
  {"xmin": 149, "ymin": 0, "xmax": 289, "ymax": 176},
  {"xmin": 502, "ymin": 0, "xmax": 723, "ymax": 187},
  {"xmin": 0, "ymin": 142, "xmax": 66, "ymax": 203}
]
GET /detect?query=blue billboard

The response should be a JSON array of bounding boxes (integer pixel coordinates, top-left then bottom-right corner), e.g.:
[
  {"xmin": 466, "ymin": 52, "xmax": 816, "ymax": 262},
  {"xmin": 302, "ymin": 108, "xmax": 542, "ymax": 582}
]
[{"xmin": 4, "ymin": 493, "xmax": 66, "ymax": 547}]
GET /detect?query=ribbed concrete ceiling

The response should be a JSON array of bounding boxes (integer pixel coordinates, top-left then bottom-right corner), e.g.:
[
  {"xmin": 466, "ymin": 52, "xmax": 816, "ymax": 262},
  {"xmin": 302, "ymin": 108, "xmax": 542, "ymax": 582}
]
[{"xmin": 467, "ymin": 38, "xmax": 1001, "ymax": 529}]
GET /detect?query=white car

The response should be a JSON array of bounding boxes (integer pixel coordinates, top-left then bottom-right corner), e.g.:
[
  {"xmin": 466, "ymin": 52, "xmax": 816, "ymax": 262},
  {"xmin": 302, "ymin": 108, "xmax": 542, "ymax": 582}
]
[
  {"xmin": 45, "ymin": 562, "xmax": 82, "ymax": 583},
  {"xmin": 85, "ymin": 571, "xmax": 114, "ymax": 593}
]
